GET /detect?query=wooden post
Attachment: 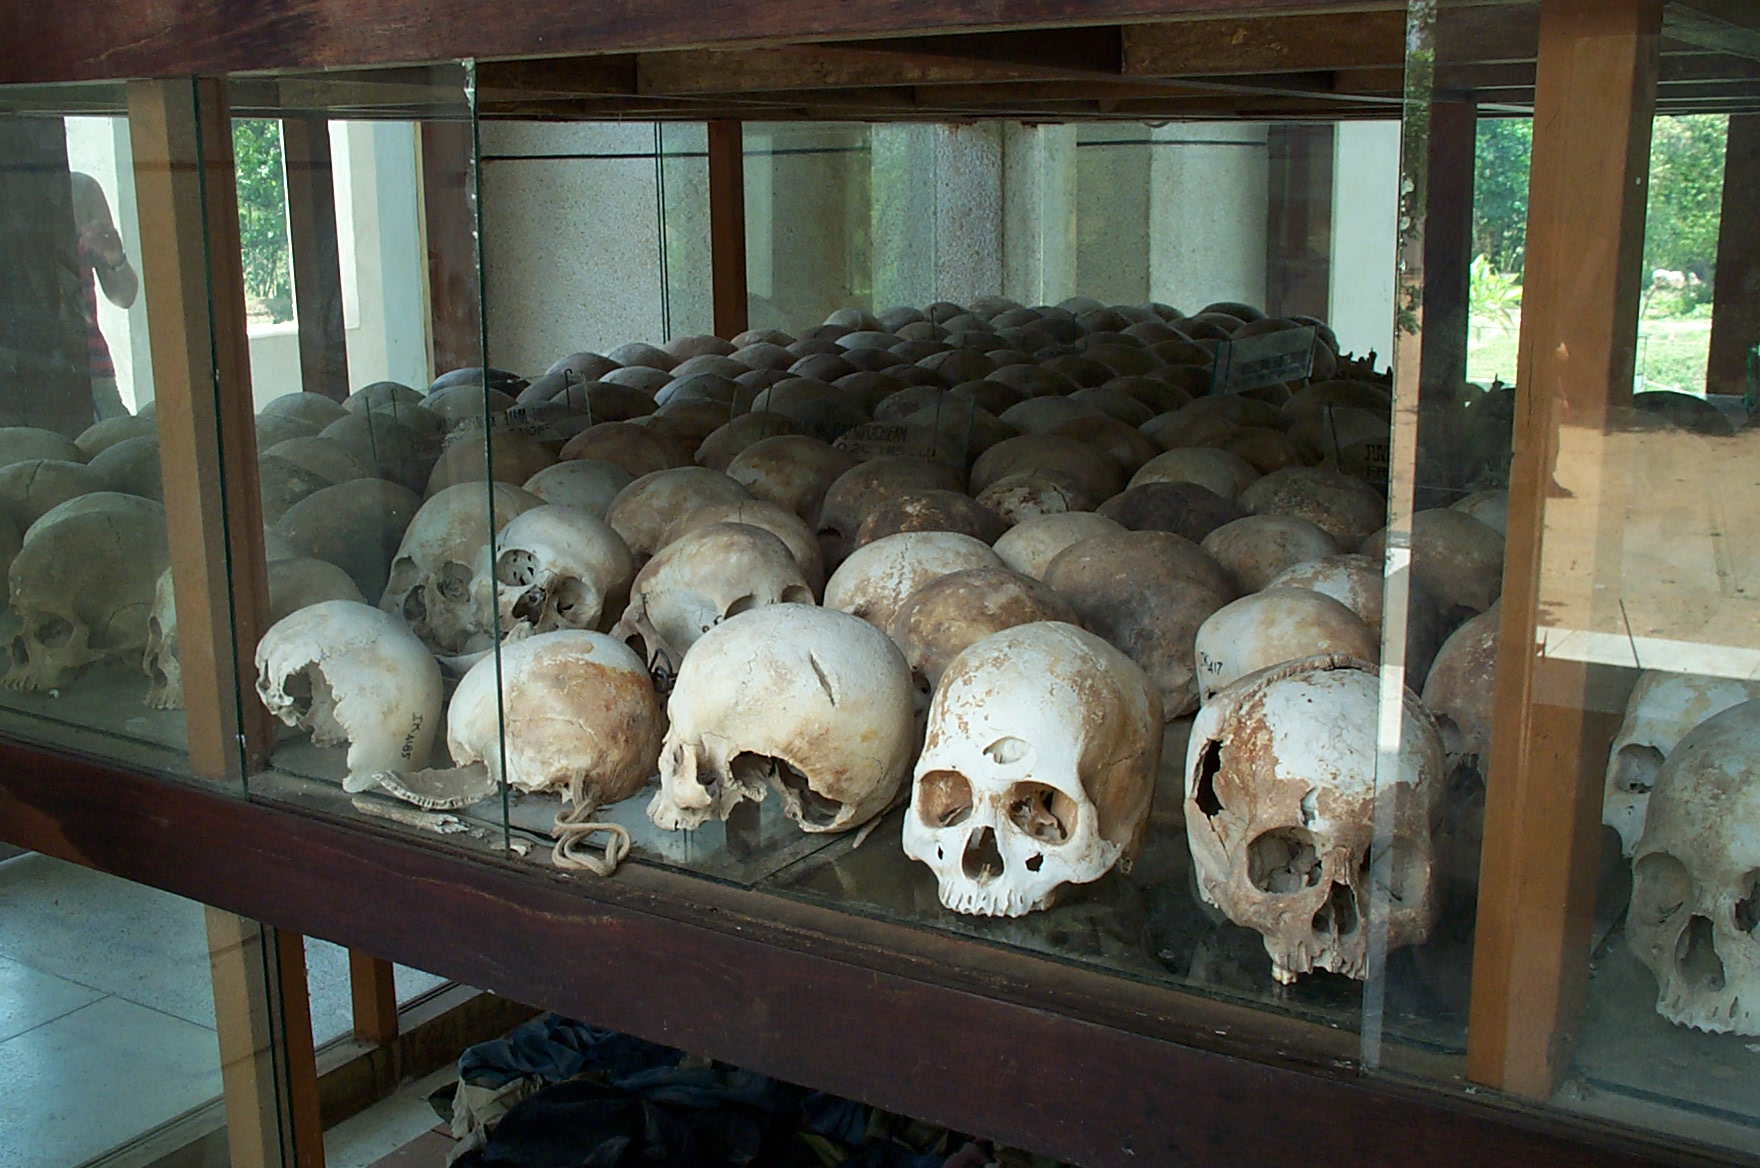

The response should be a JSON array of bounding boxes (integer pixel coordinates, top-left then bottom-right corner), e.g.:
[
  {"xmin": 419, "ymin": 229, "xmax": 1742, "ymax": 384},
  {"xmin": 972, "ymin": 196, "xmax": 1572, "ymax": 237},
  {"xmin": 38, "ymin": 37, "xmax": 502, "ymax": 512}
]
[
  {"xmin": 707, "ymin": 119, "xmax": 749, "ymax": 339},
  {"xmin": 349, "ymin": 950, "xmax": 401, "ymax": 1044},
  {"xmin": 128, "ymin": 77, "xmax": 274, "ymax": 780},
  {"xmin": 1263, "ymin": 123, "xmax": 1334, "ymax": 322},
  {"xmin": 281, "ymin": 116, "xmax": 350, "ymax": 402},
  {"xmin": 0, "ymin": 117, "xmax": 94, "ymax": 437},
  {"xmin": 1706, "ymin": 114, "xmax": 1760, "ymax": 397},
  {"xmin": 420, "ymin": 120, "xmax": 479, "ymax": 378},
  {"xmin": 1467, "ymin": 0, "xmax": 1660, "ymax": 1100},
  {"xmin": 1420, "ymin": 100, "xmax": 1477, "ymax": 399},
  {"xmin": 206, "ymin": 912, "xmax": 324, "ymax": 1168}
]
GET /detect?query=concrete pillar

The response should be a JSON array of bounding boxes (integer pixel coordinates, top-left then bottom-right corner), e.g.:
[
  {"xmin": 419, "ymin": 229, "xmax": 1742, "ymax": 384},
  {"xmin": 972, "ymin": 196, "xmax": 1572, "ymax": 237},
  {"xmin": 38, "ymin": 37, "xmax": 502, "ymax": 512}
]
[
  {"xmin": 1001, "ymin": 123, "xmax": 1077, "ymax": 307},
  {"xmin": 332, "ymin": 120, "xmax": 431, "ymax": 392},
  {"xmin": 1147, "ymin": 122, "xmax": 1270, "ymax": 315},
  {"xmin": 872, "ymin": 123, "xmax": 1003, "ymax": 310},
  {"xmin": 1075, "ymin": 125, "xmax": 1154, "ymax": 305},
  {"xmin": 744, "ymin": 123, "xmax": 870, "ymax": 334},
  {"xmin": 1329, "ymin": 120, "xmax": 1403, "ymax": 362}
]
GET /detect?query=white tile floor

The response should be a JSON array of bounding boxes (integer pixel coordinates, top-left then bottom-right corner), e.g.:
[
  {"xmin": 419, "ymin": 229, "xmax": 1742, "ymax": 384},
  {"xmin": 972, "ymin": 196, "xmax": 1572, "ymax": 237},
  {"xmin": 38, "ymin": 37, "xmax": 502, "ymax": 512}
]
[{"xmin": 0, "ymin": 852, "xmax": 447, "ymax": 1168}]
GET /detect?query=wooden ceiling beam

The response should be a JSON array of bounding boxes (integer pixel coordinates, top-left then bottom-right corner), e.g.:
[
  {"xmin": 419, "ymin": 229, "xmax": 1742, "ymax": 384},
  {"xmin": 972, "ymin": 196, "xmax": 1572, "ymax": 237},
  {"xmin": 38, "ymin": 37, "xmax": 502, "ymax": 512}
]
[
  {"xmin": 1664, "ymin": 0, "xmax": 1760, "ymax": 61},
  {"xmin": 632, "ymin": 44, "xmax": 1101, "ymax": 95},
  {"xmin": 1122, "ymin": 10, "xmax": 1406, "ymax": 75}
]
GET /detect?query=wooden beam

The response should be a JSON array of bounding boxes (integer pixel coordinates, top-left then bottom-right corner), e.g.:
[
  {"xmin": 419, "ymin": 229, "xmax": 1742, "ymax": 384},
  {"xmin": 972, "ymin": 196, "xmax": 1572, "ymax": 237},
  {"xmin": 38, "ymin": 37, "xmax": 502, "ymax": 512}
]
[
  {"xmin": 707, "ymin": 120, "xmax": 749, "ymax": 340},
  {"xmin": 281, "ymin": 115, "xmax": 350, "ymax": 402},
  {"xmin": 1707, "ymin": 113, "xmax": 1760, "ymax": 394},
  {"xmin": 637, "ymin": 45, "xmax": 1090, "ymax": 95},
  {"xmin": 348, "ymin": 950, "xmax": 400, "ymax": 1044},
  {"xmin": 205, "ymin": 910, "xmax": 286, "ymax": 1168},
  {"xmin": 1467, "ymin": 0, "xmax": 1661, "ymax": 1101},
  {"xmin": 274, "ymin": 928, "xmax": 326, "ymax": 1168},
  {"xmin": 1664, "ymin": 0, "xmax": 1760, "ymax": 61},
  {"xmin": 1264, "ymin": 123, "xmax": 1334, "ymax": 322},
  {"xmin": 1124, "ymin": 10, "xmax": 1406, "ymax": 76},
  {"xmin": 419, "ymin": 121, "xmax": 477, "ymax": 380},
  {"xmin": 128, "ymin": 77, "xmax": 274, "ymax": 780},
  {"xmin": 1420, "ymin": 100, "xmax": 1478, "ymax": 398}
]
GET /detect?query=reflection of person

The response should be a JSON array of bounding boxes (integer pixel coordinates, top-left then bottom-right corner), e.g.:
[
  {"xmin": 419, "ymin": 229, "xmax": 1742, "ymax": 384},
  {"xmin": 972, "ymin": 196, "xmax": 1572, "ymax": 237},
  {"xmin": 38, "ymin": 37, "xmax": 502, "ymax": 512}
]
[{"xmin": 71, "ymin": 172, "xmax": 137, "ymax": 421}]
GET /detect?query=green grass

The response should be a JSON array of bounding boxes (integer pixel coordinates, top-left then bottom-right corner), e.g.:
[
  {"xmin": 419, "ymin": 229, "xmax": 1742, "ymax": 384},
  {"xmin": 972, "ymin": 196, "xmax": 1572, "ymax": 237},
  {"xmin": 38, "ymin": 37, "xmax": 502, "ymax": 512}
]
[{"xmin": 1464, "ymin": 308, "xmax": 1713, "ymax": 396}]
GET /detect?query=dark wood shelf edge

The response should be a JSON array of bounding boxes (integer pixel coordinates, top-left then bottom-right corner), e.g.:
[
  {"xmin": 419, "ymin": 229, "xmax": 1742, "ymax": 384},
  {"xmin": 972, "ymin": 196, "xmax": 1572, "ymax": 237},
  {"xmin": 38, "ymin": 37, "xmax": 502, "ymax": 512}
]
[{"xmin": 0, "ymin": 738, "xmax": 1725, "ymax": 1168}]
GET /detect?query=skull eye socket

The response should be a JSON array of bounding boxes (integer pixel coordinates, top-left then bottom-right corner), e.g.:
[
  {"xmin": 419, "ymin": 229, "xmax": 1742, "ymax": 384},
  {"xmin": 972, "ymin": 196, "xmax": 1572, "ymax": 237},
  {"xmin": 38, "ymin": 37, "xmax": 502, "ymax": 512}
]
[
  {"xmin": 781, "ymin": 585, "xmax": 813, "ymax": 605},
  {"xmin": 550, "ymin": 578, "xmax": 590, "ymax": 624},
  {"xmin": 34, "ymin": 617, "xmax": 74, "ymax": 647},
  {"xmin": 1737, "ymin": 871, "xmax": 1760, "ymax": 936},
  {"xmin": 917, "ymin": 769, "xmax": 973, "ymax": 829},
  {"xmin": 1247, "ymin": 827, "xmax": 1321, "ymax": 894},
  {"xmin": 438, "ymin": 561, "xmax": 474, "ymax": 602},
  {"xmin": 495, "ymin": 549, "xmax": 539, "ymax": 588},
  {"xmin": 1005, "ymin": 782, "xmax": 1075, "ymax": 845},
  {"xmin": 1633, "ymin": 852, "xmax": 1694, "ymax": 928},
  {"xmin": 385, "ymin": 557, "xmax": 420, "ymax": 597}
]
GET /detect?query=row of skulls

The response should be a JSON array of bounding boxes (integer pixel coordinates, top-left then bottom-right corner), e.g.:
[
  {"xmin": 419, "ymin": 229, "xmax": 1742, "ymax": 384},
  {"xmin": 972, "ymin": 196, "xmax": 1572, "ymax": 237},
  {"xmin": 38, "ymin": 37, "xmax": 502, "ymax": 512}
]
[{"xmin": 231, "ymin": 293, "xmax": 1526, "ymax": 995}]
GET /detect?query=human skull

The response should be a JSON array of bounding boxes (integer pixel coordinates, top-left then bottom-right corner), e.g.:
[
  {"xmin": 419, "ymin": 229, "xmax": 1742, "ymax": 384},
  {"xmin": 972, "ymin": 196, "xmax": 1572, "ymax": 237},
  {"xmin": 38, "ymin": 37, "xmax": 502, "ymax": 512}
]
[
  {"xmin": 0, "ymin": 459, "xmax": 107, "ymax": 530},
  {"xmin": 1604, "ymin": 671, "xmax": 1760, "ymax": 857},
  {"xmin": 610, "ymin": 523, "xmax": 813, "ymax": 690},
  {"xmin": 522, "ymin": 459, "xmax": 635, "ymax": 518},
  {"xmin": 1193, "ymin": 588, "xmax": 1379, "ymax": 705},
  {"xmin": 1360, "ymin": 510, "xmax": 1503, "ymax": 626},
  {"xmin": 903, "ymin": 621, "xmax": 1162, "ymax": 917},
  {"xmin": 1130, "ymin": 447, "xmax": 1261, "ymax": 500},
  {"xmin": 1627, "ymin": 699, "xmax": 1760, "ymax": 1034},
  {"xmin": 604, "ymin": 466, "xmax": 751, "ymax": 564},
  {"xmin": 823, "ymin": 531, "xmax": 1003, "ymax": 632},
  {"xmin": 992, "ymin": 512, "xmax": 1124, "ymax": 580},
  {"xmin": 143, "ymin": 567, "xmax": 180, "ymax": 710},
  {"xmin": 659, "ymin": 498, "xmax": 825, "ymax": 595},
  {"xmin": 852, "ymin": 489, "xmax": 1007, "ymax": 549},
  {"xmin": 816, "ymin": 457, "xmax": 965, "ymax": 571},
  {"xmin": 441, "ymin": 631, "xmax": 663, "ymax": 873},
  {"xmin": 1201, "ymin": 514, "xmax": 1342, "ymax": 594},
  {"xmin": 973, "ymin": 472, "xmax": 1096, "ymax": 525},
  {"xmin": 886, "ymin": 568, "xmax": 1078, "ymax": 697},
  {"xmin": 650, "ymin": 604, "xmax": 915, "ymax": 833},
  {"xmin": 493, "ymin": 505, "xmax": 634, "ymax": 642},
  {"xmin": 1186, "ymin": 655, "xmax": 1442, "ymax": 984},
  {"xmin": 1238, "ymin": 467, "xmax": 1386, "ymax": 549},
  {"xmin": 724, "ymin": 435, "xmax": 855, "ymax": 523},
  {"xmin": 5, "ymin": 493, "xmax": 169, "ymax": 691},
  {"xmin": 1042, "ymin": 530, "xmax": 1234, "ymax": 719},
  {"xmin": 273, "ymin": 479, "xmax": 422, "ymax": 601},
  {"xmin": 255, "ymin": 600, "xmax": 442, "ymax": 788},
  {"xmin": 380, "ymin": 482, "xmax": 543, "ymax": 658}
]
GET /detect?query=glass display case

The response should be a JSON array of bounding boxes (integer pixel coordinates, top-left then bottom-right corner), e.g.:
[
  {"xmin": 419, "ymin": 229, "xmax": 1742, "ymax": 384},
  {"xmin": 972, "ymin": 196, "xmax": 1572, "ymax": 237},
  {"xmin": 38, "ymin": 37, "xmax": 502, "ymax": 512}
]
[{"xmin": 6, "ymin": 2, "xmax": 1760, "ymax": 1165}]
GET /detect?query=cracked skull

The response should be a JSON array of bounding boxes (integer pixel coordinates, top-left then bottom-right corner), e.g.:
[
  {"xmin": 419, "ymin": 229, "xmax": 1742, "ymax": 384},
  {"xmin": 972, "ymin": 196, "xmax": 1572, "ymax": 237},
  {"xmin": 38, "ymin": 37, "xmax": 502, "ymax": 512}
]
[
  {"xmin": 903, "ymin": 621, "xmax": 1162, "ymax": 917},
  {"xmin": 1627, "ymin": 698, "xmax": 1760, "ymax": 1035},
  {"xmin": 649, "ymin": 604, "xmax": 915, "ymax": 834},
  {"xmin": 494, "ymin": 505, "xmax": 634, "ymax": 642},
  {"xmin": 1185, "ymin": 655, "xmax": 1442, "ymax": 984},
  {"xmin": 255, "ymin": 600, "xmax": 442, "ymax": 788}
]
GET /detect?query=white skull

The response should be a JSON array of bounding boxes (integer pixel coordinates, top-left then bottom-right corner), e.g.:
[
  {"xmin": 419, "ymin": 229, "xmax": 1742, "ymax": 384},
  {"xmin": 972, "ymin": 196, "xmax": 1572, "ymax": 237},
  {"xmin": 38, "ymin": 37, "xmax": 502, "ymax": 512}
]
[
  {"xmin": 523, "ymin": 459, "xmax": 635, "ymax": 518},
  {"xmin": 659, "ymin": 498, "xmax": 826, "ymax": 595},
  {"xmin": 255, "ymin": 600, "xmax": 442, "ymax": 788},
  {"xmin": 1193, "ymin": 588, "xmax": 1379, "ymax": 705},
  {"xmin": 1186, "ymin": 655, "xmax": 1442, "ymax": 984},
  {"xmin": 991, "ymin": 511, "xmax": 1125, "ymax": 580},
  {"xmin": 144, "ymin": 556, "xmax": 363, "ymax": 711},
  {"xmin": 651, "ymin": 604, "xmax": 915, "ymax": 833},
  {"xmin": 903, "ymin": 621, "xmax": 1162, "ymax": 917},
  {"xmin": 604, "ymin": 466, "xmax": 750, "ymax": 563},
  {"xmin": 1237, "ymin": 467, "xmax": 1387, "ymax": 549},
  {"xmin": 1265, "ymin": 554, "xmax": 1385, "ymax": 634},
  {"xmin": 823, "ymin": 531, "xmax": 1004, "ymax": 632},
  {"xmin": 442, "ymin": 630, "xmax": 663, "ymax": 873},
  {"xmin": 493, "ymin": 505, "xmax": 634, "ymax": 642},
  {"xmin": 1604, "ymin": 671, "xmax": 1760, "ymax": 857},
  {"xmin": 1130, "ymin": 447, "xmax": 1261, "ymax": 500},
  {"xmin": 5, "ymin": 493, "xmax": 168, "ymax": 691},
  {"xmin": 1420, "ymin": 605, "xmax": 1501, "ymax": 893},
  {"xmin": 380, "ymin": 482, "xmax": 543, "ymax": 657},
  {"xmin": 1627, "ymin": 699, "xmax": 1760, "ymax": 1034},
  {"xmin": 610, "ymin": 523, "xmax": 813, "ymax": 690},
  {"xmin": 143, "ymin": 567, "xmax": 179, "ymax": 710}
]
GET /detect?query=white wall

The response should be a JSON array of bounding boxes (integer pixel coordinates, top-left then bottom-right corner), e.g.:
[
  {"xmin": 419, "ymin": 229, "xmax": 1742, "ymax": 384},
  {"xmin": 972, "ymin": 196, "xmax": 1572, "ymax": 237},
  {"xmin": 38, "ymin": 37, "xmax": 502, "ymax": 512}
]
[
  {"xmin": 1148, "ymin": 123, "xmax": 1270, "ymax": 314},
  {"xmin": 1329, "ymin": 120, "xmax": 1403, "ymax": 363}
]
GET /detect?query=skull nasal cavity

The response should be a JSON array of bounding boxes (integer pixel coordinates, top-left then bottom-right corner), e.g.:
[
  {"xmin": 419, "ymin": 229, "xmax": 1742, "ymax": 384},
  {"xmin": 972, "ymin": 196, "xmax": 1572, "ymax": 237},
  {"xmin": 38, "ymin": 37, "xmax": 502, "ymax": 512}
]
[
  {"xmin": 1677, "ymin": 915, "xmax": 1726, "ymax": 992},
  {"xmin": 963, "ymin": 825, "xmax": 1005, "ymax": 882},
  {"xmin": 1247, "ymin": 827, "xmax": 1321, "ymax": 894},
  {"xmin": 1312, "ymin": 881, "xmax": 1358, "ymax": 937},
  {"xmin": 1194, "ymin": 740, "xmax": 1224, "ymax": 818},
  {"xmin": 917, "ymin": 769, "xmax": 972, "ymax": 829}
]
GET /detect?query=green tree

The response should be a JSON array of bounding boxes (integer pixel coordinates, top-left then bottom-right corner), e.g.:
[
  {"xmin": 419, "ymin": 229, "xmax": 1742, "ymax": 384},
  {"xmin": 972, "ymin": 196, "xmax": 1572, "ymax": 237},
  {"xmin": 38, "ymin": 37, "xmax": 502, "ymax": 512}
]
[
  {"xmin": 1473, "ymin": 117, "xmax": 1531, "ymax": 274},
  {"xmin": 1644, "ymin": 114, "xmax": 1727, "ymax": 298},
  {"xmin": 232, "ymin": 118, "xmax": 293, "ymax": 322}
]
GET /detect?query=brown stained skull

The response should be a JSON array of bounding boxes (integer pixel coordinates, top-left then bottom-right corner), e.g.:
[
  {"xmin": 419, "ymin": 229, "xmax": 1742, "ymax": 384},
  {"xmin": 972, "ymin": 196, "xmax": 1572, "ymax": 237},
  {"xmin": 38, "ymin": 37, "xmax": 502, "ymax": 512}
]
[
  {"xmin": 853, "ymin": 490, "xmax": 1007, "ymax": 550},
  {"xmin": 1186, "ymin": 656, "xmax": 1442, "ymax": 984},
  {"xmin": 816, "ymin": 457, "xmax": 965, "ymax": 571},
  {"xmin": 886, "ymin": 568, "xmax": 1079, "ymax": 700}
]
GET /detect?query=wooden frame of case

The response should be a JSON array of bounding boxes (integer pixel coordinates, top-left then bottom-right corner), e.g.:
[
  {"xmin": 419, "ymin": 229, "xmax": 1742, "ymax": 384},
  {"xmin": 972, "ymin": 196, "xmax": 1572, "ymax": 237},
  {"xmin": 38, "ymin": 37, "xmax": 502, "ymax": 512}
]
[{"xmin": 5, "ymin": 1, "xmax": 1760, "ymax": 1164}]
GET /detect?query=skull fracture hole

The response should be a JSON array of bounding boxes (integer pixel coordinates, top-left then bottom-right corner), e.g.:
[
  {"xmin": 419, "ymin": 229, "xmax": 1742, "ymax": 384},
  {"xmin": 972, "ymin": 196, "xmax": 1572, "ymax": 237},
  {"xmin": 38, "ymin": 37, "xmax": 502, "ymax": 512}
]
[
  {"xmin": 917, "ymin": 769, "xmax": 973, "ymax": 830},
  {"xmin": 732, "ymin": 752, "xmax": 842, "ymax": 827},
  {"xmin": 1678, "ymin": 915, "xmax": 1726, "ymax": 993},
  {"xmin": 963, "ymin": 825, "xmax": 1005, "ymax": 882},
  {"xmin": 1247, "ymin": 827, "xmax": 1321, "ymax": 894},
  {"xmin": 1612, "ymin": 743, "xmax": 1665, "ymax": 795},
  {"xmin": 1738, "ymin": 871, "xmax": 1760, "ymax": 936},
  {"xmin": 496, "ymin": 549, "xmax": 539, "ymax": 589},
  {"xmin": 1193, "ymin": 740, "xmax": 1224, "ymax": 818},
  {"xmin": 1005, "ymin": 782, "xmax": 1074, "ymax": 845}
]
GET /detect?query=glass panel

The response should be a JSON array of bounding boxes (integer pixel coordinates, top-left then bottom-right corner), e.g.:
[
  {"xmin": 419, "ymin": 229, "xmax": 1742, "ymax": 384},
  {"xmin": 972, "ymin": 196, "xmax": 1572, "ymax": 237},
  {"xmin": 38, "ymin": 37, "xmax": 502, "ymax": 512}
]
[
  {"xmin": 233, "ymin": 65, "xmax": 514, "ymax": 857},
  {"xmin": 0, "ymin": 82, "xmax": 195, "ymax": 774}
]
